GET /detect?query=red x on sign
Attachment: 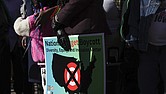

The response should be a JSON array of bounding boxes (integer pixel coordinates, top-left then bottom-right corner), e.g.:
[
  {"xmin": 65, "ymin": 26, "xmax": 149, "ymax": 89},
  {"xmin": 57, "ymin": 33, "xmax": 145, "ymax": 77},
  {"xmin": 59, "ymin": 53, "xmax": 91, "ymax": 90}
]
[{"xmin": 64, "ymin": 62, "xmax": 81, "ymax": 91}]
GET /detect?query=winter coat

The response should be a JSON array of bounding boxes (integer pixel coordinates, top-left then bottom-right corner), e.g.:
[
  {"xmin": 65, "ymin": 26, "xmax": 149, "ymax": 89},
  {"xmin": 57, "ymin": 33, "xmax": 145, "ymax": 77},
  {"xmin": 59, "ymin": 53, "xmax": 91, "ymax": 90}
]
[
  {"xmin": 120, "ymin": 0, "xmax": 161, "ymax": 51},
  {"xmin": 56, "ymin": 0, "xmax": 111, "ymax": 35}
]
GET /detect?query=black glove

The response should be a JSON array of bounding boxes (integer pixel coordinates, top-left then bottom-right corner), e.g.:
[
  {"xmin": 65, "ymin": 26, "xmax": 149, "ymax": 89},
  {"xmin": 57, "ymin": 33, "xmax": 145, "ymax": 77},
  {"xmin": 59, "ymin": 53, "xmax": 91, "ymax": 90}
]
[
  {"xmin": 52, "ymin": 17, "xmax": 71, "ymax": 51},
  {"xmin": 57, "ymin": 29, "xmax": 71, "ymax": 51}
]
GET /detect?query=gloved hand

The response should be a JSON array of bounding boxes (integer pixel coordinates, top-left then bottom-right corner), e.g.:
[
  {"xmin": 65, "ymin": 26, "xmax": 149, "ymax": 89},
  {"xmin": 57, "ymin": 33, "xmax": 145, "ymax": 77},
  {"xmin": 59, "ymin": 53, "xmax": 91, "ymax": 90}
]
[
  {"xmin": 57, "ymin": 29, "xmax": 71, "ymax": 51},
  {"xmin": 52, "ymin": 17, "xmax": 71, "ymax": 51}
]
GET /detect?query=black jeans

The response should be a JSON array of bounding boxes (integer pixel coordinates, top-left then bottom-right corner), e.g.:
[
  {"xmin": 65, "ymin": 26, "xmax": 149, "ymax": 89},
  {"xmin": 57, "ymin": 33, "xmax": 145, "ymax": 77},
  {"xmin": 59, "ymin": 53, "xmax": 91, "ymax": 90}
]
[
  {"xmin": 138, "ymin": 44, "xmax": 166, "ymax": 94},
  {"xmin": 0, "ymin": 39, "xmax": 11, "ymax": 94},
  {"xmin": 11, "ymin": 42, "xmax": 33, "ymax": 94}
]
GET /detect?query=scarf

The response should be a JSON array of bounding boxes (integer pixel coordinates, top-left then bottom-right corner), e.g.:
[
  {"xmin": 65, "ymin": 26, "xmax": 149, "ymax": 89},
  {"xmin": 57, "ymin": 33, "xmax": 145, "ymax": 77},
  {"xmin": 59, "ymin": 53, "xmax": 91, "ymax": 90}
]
[{"xmin": 140, "ymin": 0, "xmax": 161, "ymax": 16}]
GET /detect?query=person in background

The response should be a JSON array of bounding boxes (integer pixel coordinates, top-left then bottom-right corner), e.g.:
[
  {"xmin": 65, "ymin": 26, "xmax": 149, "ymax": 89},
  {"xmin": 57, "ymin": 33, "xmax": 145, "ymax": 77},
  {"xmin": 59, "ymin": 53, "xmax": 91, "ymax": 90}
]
[
  {"xmin": 14, "ymin": 0, "xmax": 58, "ymax": 93},
  {"xmin": 103, "ymin": 0, "xmax": 120, "ymax": 33},
  {"xmin": 138, "ymin": 0, "xmax": 166, "ymax": 94},
  {"xmin": 121, "ymin": 0, "xmax": 166, "ymax": 94},
  {"xmin": 2, "ymin": 0, "xmax": 34, "ymax": 93},
  {"xmin": 0, "ymin": 0, "xmax": 11, "ymax": 93},
  {"xmin": 103, "ymin": 0, "xmax": 121, "ymax": 64}
]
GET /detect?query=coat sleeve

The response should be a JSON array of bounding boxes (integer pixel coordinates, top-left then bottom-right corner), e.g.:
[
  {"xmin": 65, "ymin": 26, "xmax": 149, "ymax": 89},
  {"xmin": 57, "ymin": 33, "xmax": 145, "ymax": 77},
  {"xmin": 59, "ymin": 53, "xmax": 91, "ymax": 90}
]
[
  {"xmin": 128, "ymin": 0, "xmax": 140, "ymax": 36},
  {"xmin": 57, "ymin": 0, "xmax": 95, "ymax": 26}
]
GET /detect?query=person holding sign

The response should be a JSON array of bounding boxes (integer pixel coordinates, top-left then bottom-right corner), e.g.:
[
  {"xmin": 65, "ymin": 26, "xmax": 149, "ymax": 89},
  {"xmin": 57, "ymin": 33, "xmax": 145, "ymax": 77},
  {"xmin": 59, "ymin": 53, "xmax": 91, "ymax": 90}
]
[{"xmin": 34, "ymin": 0, "xmax": 111, "ymax": 42}]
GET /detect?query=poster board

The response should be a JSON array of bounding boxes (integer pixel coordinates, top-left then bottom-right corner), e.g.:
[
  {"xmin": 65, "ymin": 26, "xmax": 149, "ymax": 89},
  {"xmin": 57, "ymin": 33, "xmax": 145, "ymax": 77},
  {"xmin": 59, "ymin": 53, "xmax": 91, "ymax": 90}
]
[{"xmin": 43, "ymin": 33, "xmax": 106, "ymax": 94}]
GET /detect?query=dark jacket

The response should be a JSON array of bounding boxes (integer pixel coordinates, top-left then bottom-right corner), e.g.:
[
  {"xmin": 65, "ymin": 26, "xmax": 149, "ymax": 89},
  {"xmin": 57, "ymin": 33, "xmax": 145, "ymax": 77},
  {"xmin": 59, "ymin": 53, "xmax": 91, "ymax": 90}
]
[
  {"xmin": 121, "ymin": 0, "xmax": 157, "ymax": 51},
  {"xmin": 57, "ymin": 0, "xmax": 110, "ymax": 35}
]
